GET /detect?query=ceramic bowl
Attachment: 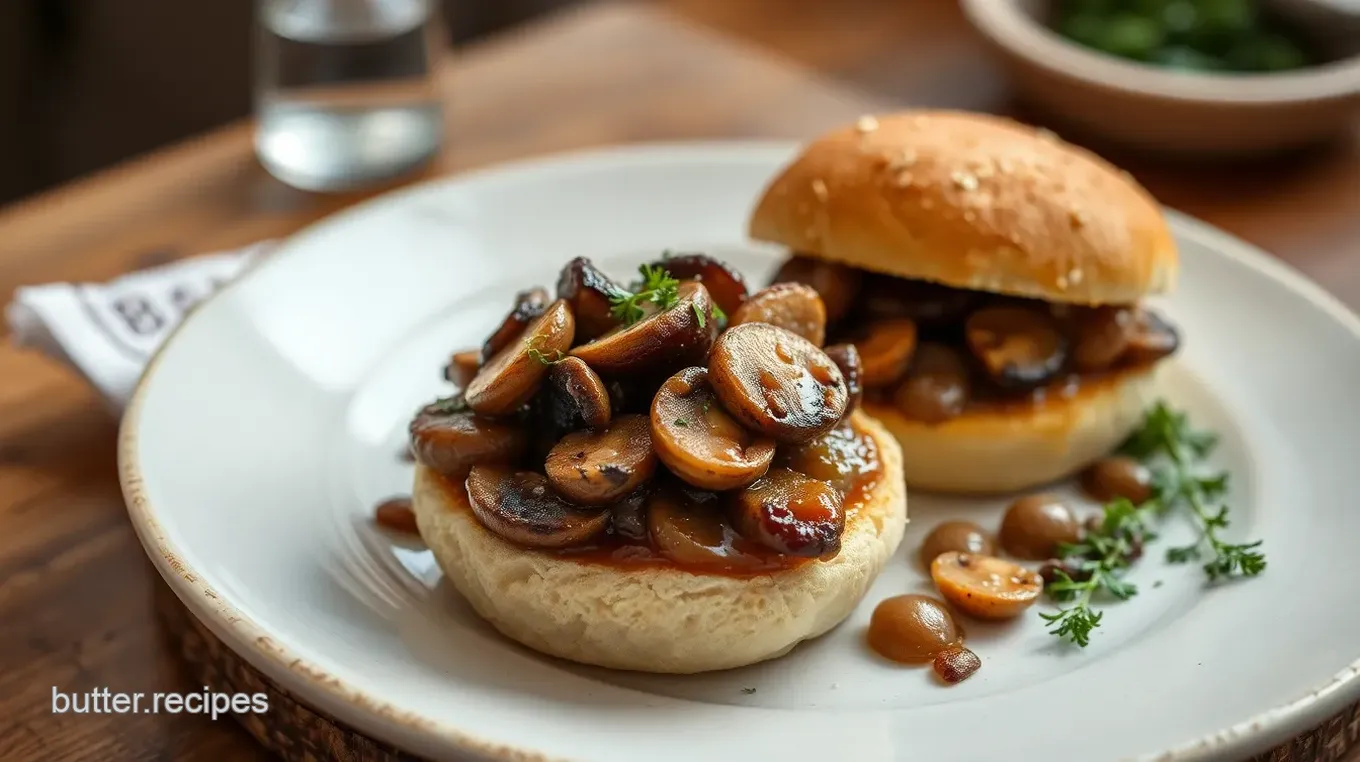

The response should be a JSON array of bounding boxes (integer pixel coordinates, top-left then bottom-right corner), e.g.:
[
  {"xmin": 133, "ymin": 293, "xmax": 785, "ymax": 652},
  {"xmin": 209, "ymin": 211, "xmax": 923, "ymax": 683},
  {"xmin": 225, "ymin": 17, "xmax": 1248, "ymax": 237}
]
[{"xmin": 961, "ymin": 0, "xmax": 1360, "ymax": 156}]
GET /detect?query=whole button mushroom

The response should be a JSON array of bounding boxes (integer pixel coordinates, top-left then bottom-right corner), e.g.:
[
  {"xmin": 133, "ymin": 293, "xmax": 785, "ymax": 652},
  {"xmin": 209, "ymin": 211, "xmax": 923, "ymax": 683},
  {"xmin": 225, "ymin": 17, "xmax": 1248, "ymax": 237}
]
[
  {"xmin": 727, "ymin": 467, "xmax": 845, "ymax": 558},
  {"xmin": 707, "ymin": 323, "xmax": 848, "ymax": 443}
]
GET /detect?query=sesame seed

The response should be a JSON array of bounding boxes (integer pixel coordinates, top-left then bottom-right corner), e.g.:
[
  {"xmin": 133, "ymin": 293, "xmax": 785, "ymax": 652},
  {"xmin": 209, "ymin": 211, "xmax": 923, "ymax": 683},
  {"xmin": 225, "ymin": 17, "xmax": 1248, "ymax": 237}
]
[
  {"xmin": 856, "ymin": 115, "xmax": 879, "ymax": 134},
  {"xmin": 894, "ymin": 171, "xmax": 914, "ymax": 187},
  {"xmin": 1069, "ymin": 209, "xmax": 1088, "ymax": 229},
  {"xmin": 974, "ymin": 164, "xmax": 995, "ymax": 179},
  {"xmin": 1069, "ymin": 268, "xmax": 1084, "ymax": 285},
  {"xmin": 1056, "ymin": 275, "xmax": 1069, "ymax": 290},
  {"xmin": 811, "ymin": 178, "xmax": 829, "ymax": 202},
  {"xmin": 888, "ymin": 149, "xmax": 918, "ymax": 171},
  {"xmin": 951, "ymin": 171, "xmax": 979, "ymax": 192}
]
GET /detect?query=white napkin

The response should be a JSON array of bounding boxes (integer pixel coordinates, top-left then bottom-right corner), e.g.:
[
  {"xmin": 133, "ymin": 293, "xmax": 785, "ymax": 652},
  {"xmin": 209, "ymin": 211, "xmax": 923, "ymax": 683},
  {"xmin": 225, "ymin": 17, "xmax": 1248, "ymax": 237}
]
[{"xmin": 4, "ymin": 242, "xmax": 274, "ymax": 412}]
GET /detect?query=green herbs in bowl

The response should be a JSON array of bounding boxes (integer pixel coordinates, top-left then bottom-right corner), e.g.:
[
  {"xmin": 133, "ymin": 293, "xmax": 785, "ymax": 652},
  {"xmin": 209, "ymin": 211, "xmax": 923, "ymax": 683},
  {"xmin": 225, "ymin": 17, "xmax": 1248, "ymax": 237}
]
[{"xmin": 1053, "ymin": 0, "xmax": 1321, "ymax": 73}]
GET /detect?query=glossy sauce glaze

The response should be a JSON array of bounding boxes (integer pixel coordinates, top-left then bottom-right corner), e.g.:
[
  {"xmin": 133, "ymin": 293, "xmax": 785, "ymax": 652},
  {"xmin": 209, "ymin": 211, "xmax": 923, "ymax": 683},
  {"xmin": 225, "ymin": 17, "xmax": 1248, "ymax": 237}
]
[
  {"xmin": 431, "ymin": 417, "xmax": 882, "ymax": 577},
  {"xmin": 772, "ymin": 255, "xmax": 1181, "ymax": 423}
]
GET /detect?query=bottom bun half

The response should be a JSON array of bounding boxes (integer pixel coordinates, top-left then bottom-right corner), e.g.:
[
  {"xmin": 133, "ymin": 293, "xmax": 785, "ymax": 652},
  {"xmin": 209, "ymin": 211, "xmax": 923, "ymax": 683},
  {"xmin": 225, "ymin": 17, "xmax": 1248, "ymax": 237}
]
[
  {"xmin": 865, "ymin": 363, "xmax": 1165, "ymax": 495},
  {"xmin": 411, "ymin": 410, "xmax": 906, "ymax": 674}
]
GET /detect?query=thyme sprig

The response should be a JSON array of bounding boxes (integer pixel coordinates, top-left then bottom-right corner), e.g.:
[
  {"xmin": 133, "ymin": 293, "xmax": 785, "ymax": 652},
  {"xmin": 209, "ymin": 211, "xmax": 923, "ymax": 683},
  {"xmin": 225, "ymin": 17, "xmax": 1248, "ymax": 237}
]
[{"xmin": 1041, "ymin": 402, "xmax": 1266, "ymax": 646}]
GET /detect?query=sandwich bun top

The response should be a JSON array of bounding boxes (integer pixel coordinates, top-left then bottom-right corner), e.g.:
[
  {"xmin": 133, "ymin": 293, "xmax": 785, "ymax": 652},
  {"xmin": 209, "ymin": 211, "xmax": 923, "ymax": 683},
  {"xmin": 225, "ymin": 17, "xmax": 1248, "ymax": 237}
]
[{"xmin": 749, "ymin": 110, "xmax": 1178, "ymax": 306}]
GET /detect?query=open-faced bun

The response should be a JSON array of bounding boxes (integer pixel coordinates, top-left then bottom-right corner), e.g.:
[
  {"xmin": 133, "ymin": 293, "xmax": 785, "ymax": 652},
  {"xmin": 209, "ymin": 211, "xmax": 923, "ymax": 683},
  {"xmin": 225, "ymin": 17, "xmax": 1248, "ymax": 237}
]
[
  {"xmin": 749, "ymin": 110, "xmax": 1177, "ymax": 305},
  {"xmin": 866, "ymin": 364, "xmax": 1161, "ymax": 495},
  {"xmin": 411, "ymin": 410, "xmax": 906, "ymax": 674}
]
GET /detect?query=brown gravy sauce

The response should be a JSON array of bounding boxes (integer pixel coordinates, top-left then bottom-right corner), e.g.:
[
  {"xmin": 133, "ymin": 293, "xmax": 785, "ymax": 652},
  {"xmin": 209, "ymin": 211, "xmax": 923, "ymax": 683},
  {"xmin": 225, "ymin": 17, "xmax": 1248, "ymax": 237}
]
[{"xmin": 434, "ymin": 419, "xmax": 884, "ymax": 578}]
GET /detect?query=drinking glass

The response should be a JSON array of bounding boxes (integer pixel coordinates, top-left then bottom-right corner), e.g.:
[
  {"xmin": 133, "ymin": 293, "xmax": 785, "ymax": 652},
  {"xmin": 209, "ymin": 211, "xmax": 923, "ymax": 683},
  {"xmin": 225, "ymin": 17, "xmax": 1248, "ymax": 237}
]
[{"xmin": 253, "ymin": 0, "xmax": 445, "ymax": 192}]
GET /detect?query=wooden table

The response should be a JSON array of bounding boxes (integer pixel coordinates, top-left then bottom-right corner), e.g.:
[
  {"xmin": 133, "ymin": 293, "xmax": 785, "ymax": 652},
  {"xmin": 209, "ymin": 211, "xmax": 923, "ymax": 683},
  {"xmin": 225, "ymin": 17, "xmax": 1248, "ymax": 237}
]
[{"xmin": 0, "ymin": 2, "xmax": 1356, "ymax": 760}]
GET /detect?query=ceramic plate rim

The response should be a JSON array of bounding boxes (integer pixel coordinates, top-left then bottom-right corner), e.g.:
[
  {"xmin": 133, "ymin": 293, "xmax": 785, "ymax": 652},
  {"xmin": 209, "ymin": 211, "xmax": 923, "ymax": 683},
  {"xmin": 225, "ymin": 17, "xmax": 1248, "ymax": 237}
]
[{"xmin": 117, "ymin": 140, "xmax": 1360, "ymax": 762}]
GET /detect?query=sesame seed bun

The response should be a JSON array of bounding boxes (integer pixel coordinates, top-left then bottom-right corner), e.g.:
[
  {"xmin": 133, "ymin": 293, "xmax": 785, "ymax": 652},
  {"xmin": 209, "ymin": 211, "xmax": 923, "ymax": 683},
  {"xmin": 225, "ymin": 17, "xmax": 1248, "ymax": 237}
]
[
  {"xmin": 866, "ymin": 363, "xmax": 1161, "ymax": 495},
  {"xmin": 411, "ymin": 410, "xmax": 906, "ymax": 674},
  {"xmin": 749, "ymin": 111, "xmax": 1178, "ymax": 305}
]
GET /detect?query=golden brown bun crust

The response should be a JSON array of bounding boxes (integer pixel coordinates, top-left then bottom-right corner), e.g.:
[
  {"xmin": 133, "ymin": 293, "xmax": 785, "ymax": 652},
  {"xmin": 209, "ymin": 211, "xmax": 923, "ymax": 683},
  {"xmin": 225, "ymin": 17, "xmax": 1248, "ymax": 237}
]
[
  {"xmin": 411, "ymin": 411, "xmax": 906, "ymax": 674},
  {"xmin": 750, "ymin": 111, "xmax": 1177, "ymax": 305},
  {"xmin": 865, "ymin": 363, "xmax": 1163, "ymax": 495}
]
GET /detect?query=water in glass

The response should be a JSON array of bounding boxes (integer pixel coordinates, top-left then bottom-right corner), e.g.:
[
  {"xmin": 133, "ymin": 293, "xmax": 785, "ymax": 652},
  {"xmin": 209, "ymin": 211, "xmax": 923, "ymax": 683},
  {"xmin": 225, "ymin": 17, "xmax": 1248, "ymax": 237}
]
[{"xmin": 254, "ymin": 0, "xmax": 443, "ymax": 192}]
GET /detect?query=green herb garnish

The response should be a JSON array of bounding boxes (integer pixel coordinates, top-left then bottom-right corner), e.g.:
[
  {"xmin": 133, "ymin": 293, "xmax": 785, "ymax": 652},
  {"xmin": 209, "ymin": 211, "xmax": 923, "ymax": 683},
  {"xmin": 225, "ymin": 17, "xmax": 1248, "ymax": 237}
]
[
  {"xmin": 1041, "ymin": 401, "xmax": 1265, "ymax": 646},
  {"xmin": 674, "ymin": 418, "xmax": 689, "ymax": 427},
  {"xmin": 1120, "ymin": 404, "xmax": 1267, "ymax": 581},
  {"xmin": 693, "ymin": 302, "xmax": 707, "ymax": 329},
  {"xmin": 1039, "ymin": 497, "xmax": 1153, "ymax": 647},
  {"xmin": 609, "ymin": 264, "xmax": 681, "ymax": 326},
  {"xmin": 524, "ymin": 335, "xmax": 567, "ymax": 366}
]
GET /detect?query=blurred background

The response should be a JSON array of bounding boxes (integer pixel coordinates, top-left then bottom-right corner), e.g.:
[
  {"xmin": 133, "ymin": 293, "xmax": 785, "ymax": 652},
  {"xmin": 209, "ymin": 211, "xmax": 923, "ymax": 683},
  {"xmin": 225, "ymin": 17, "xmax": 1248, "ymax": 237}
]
[{"xmin": 1, "ymin": 0, "xmax": 1358, "ymax": 206}]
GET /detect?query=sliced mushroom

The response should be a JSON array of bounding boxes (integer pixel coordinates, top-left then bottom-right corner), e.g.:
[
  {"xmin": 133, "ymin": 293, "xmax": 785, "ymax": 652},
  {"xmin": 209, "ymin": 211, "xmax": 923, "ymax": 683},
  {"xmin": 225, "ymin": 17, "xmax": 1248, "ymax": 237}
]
[
  {"xmin": 824, "ymin": 344, "xmax": 863, "ymax": 416},
  {"xmin": 465, "ymin": 299, "xmax": 576, "ymax": 416},
  {"xmin": 465, "ymin": 466, "xmax": 610, "ymax": 548},
  {"xmin": 651, "ymin": 367, "xmax": 776, "ymax": 491},
  {"xmin": 855, "ymin": 318, "xmax": 919, "ymax": 388},
  {"xmin": 544, "ymin": 415, "xmax": 657, "ymax": 506},
  {"xmin": 408, "ymin": 400, "xmax": 529, "ymax": 479},
  {"xmin": 1122, "ymin": 308, "xmax": 1180, "ymax": 366},
  {"xmin": 556, "ymin": 257, "xmax": 629, "ymax": 342},
  {"xmin": 708, "ymin": 323, "xmax": 848, "ymax": 443},
  {"xmin": 771, "ymin": 255, "xmax": 863, "ymax": 323},
  {"xmin": 648, "ymin": 253, "xmax": 749, "ymax": 317},
  {"xmin": 930, "ymin": 552, "xmax": 1043, "ymax": 620},
  {"xmin": 443, "ymin": 349, "xmax": 481, "ymax": 388},
  {"xmin": 481, "ymin": 287, "xmax": 549, "ymax": 363},
  {"xmin": 729, "ymin": 283, "xmax": 827, "ymax": 346},
  {"xmin": 609, "ymin": 484, "xmax": 652, "ymax": 541},
  {"xmin": 728, "ymin": 467, "xmax": 845, "ymax": 558},
  {"xmin": 569, "ymin": 282, "xmax": 718, "ymax": 376},
  {"xmin": 893, "ymin": 343, "xmax": 971, "ymax": 423},
  {"xmin": 647, "ymin": 488, "xmax": 764, "ymax": 570},
  {"xmin": 776, "ymin": 422, "xmax": 876, "ymax": 494},
  {"xmin": 543, "ymin": 356, "xmax": 611, "ymax": 429},
  {"xmin": 964, "ymin": 306, "xmax": 1067, "ymax": 388},
  {"xmin": 861, "ymin": 275, "xmax": 978, "ymax": 325},
  {"xmin": 1071, "ymin": 306, "xmax": 1135, "ymax": 371}
]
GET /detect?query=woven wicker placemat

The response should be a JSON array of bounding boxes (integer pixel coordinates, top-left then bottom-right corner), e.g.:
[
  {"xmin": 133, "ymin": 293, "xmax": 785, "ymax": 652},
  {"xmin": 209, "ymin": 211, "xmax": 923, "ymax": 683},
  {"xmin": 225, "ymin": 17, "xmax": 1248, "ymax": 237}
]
[{"xmin": 153, "ymin": 581, "xmax": 1359, "ymax": 762}]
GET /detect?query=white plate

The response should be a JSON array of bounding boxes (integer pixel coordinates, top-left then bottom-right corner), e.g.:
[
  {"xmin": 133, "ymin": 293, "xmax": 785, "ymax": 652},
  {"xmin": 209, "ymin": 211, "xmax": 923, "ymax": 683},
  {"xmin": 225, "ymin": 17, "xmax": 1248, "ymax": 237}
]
[{"xmin": 119, "ymin": 143, "xmax": 1360, "ymax": 762}]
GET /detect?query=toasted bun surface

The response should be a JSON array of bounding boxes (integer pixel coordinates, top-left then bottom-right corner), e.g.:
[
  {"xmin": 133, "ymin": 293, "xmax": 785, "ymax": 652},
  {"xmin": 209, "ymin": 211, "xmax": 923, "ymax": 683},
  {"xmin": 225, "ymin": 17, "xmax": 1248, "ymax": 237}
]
[
  {"xmin": 866, "ymin": 364, "xmax": 1163, "ymax": 495},
  {"xmin": 750, "ymin": 111, "xmax": 1177, "ymax": 305},
  {"xmin": 412, "ymin": 411, "xmax": 906, "ymax": 674}
]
